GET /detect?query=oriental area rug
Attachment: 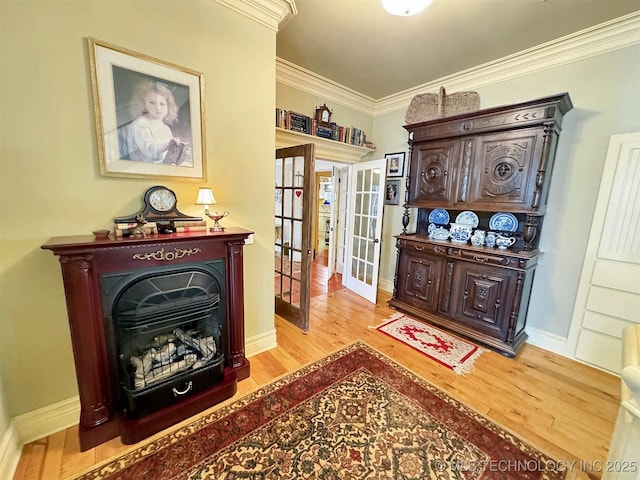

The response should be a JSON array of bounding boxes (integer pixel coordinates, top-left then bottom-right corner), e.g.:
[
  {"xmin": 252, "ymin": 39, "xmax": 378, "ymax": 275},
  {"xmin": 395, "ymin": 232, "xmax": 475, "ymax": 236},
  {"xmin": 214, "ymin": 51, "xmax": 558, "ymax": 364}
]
[
  {"xmin": 376, "ymin": 313, "xmax": 485, "ymax": 374},
  {"xmin": 73, "ymin": 342, "xmax": 569, "ymax": 480}
]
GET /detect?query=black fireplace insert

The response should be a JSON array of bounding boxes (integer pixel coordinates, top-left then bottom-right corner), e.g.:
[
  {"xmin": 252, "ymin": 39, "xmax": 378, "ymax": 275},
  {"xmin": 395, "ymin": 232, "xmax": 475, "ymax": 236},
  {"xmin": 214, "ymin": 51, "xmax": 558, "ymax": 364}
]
[{"xmin": 100, "ymin": 260, "xmax": 227, "ymax": 418}]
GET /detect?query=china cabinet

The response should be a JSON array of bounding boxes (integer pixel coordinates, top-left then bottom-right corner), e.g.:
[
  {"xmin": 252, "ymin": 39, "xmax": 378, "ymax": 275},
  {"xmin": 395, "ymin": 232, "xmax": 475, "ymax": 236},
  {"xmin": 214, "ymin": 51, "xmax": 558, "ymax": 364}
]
[{"xmin": 390, "ymin": 93, "xmax": 573, "ymax": 356}]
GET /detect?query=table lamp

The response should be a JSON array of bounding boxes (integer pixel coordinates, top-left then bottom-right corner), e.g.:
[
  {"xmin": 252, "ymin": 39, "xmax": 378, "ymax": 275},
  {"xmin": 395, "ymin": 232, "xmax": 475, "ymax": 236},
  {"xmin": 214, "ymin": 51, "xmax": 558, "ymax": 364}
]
[{"xmin": 195, "ymin": 187, "xmax": 229, "ymax": 232}]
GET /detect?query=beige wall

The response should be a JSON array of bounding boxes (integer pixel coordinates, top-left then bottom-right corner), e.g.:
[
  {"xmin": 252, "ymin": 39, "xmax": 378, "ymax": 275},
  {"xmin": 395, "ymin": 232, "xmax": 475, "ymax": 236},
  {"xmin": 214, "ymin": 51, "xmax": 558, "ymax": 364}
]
[{"xmin": 0, "ymin": 0, "xmax": 276, "ymax": 424}]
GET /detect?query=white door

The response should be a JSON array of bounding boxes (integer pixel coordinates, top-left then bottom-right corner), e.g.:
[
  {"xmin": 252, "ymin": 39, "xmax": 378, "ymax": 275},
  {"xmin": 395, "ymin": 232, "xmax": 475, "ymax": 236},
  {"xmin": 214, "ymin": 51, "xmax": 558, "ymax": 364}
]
[
  {"xmin": 344, "ymin": 159, "xmax": 387, "ymax": 303},
  {"xmin": 335, "ymin": 166, "xmax": 349, "ymax": 275},
  {"xmin": 566, "ymin": 133, "xmax": 640, "ymax": 373}
]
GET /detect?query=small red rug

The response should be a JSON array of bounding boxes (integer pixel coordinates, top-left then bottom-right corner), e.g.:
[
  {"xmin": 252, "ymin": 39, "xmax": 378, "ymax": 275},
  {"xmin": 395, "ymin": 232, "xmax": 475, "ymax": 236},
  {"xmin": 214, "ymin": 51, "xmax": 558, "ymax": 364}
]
[{"xmin": 376, "ymin": 313, "xmax": 484, "ymax": 374}]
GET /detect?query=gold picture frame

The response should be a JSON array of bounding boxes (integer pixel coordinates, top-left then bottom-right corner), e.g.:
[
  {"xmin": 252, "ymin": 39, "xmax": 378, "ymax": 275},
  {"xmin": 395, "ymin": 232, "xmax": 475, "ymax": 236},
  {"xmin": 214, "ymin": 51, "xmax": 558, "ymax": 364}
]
[{"xmin": 88, "ymin": 38, "xmax": 206, "ymax": 180}]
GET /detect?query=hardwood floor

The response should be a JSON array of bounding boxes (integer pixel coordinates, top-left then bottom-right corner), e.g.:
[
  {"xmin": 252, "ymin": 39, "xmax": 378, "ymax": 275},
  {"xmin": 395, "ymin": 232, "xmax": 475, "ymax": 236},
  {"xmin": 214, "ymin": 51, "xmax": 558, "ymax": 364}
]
[
  {"xmin": 310, "ymin": 247, "xmax": 343, "ymax": 297},
  {"xmin": 13, "ymin": 258, "xmax": 620, "ymax": 480}
]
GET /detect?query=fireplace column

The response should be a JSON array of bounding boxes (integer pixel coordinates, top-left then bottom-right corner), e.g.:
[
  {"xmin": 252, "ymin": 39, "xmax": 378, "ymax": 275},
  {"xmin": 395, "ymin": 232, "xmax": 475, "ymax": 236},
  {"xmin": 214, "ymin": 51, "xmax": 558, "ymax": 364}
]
[
  {"xmin": 227, "ymin": 239, "xmax": 249, "ymax": 377},
  {"xmin": 58, "ymin": 254, "xmax": 113, "ymax": 428}
]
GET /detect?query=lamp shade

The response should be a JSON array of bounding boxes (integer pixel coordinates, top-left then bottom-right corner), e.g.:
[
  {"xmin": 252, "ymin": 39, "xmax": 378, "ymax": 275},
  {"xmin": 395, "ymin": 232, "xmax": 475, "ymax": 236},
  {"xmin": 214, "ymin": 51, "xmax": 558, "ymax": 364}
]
[
  {"xmin": 195, "ymin": 187, "xmax": 216, "ymax": 205},
  {"xmin": 381, "ymin": 0, "xmax": 433, "ymax": 16}
]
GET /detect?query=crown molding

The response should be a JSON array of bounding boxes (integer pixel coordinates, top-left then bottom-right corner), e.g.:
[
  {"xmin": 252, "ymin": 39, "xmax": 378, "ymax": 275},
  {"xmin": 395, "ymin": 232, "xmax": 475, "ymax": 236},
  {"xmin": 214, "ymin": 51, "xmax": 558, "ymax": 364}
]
[
  {"xmin": 212, "ymin": 0, "xmax": 296, "ymax": 32},
  {"xmin": 276, "ymin": 57, "xmax": 377, "ymax": 115},
  {"xmin": 375, "ymin": 11, "xmax": 640, "ymax": 115},
  {"xmin": 275, "ymin": 12, "xmax": 640, "ymax": 116}
]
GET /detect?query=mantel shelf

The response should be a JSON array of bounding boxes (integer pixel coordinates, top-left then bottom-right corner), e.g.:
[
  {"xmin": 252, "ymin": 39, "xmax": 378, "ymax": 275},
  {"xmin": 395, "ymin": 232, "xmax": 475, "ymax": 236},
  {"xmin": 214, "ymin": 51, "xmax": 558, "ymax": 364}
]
[{"xmin": 275, "ymin": 127, "xmax": 375, "ymax": 164}]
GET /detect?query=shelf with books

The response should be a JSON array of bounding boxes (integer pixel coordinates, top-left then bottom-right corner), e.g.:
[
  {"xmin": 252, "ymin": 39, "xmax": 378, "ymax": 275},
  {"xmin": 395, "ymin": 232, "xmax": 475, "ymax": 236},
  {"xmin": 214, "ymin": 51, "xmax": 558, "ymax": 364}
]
[
  {"xmin": 276, "ymin": 107, "xmax": 376, "ymax": 163},
  {"xmin": 276, "ymin": 128, "xmax": 375, "ymax": 164}
]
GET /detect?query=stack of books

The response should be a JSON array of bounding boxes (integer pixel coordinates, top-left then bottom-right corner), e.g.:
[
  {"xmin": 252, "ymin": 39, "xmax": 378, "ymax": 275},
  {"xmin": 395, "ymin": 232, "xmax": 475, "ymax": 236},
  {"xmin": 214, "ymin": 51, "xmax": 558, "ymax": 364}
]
[
  {"xmin": 170, "ymin": 220, "xmax": 208, "ymax": 233},
  {"xmin": 113, "ymin": 220, "xmax": 208, "ymax": 237},
  {"xmin": 113, "ymin": 221, "xmax": 158, "ymax": 238}
]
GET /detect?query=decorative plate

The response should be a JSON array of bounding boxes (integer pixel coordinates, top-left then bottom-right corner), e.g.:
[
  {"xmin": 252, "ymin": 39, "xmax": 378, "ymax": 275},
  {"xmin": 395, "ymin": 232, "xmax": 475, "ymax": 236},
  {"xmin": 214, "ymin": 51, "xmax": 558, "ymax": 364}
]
[
  {"xmin": 455, "ymin": 210, "xmax": 479, "ymax": 228},
  {"xmin": 489, "ymin": 212, "xmax": 519, "ymax": 232},
  {"xmin": 428, "ymin": 208, "xmax": 450, "ymax": 225}
]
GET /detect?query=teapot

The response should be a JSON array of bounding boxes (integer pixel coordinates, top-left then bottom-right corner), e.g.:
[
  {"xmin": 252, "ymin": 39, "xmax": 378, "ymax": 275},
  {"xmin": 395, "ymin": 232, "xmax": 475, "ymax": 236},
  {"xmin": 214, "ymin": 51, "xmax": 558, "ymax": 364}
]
[{"xmin": 495, "ymin": 234, "xmax": 516, "ymax": 249}]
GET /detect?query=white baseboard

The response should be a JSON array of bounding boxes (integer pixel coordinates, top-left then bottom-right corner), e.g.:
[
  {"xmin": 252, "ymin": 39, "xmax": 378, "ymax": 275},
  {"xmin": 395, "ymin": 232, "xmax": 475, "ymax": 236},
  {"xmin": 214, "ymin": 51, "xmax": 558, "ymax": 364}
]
[
  {"xmin": 378, "ymin": 277, "xmax": 394, "ymax": 294},
  {"xmin": 0, "ymin": 423, "xmax": 21, "ymax": 480},
  {"xmin": 12, "ymin": 396, "xmax": 80, "ymax": 446},
  {"xmin": 525, "ymin": 326, "xmax": 569, "ymax": 357},
  {"xmin": 245, "ymin": 328, "xmax": 278, "ymax": 357}
]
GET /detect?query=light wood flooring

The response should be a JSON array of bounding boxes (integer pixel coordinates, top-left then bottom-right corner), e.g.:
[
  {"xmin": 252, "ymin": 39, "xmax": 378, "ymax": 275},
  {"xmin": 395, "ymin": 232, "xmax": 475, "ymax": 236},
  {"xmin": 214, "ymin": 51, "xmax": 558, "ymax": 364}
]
[{"xmin": 13, "ymin": 257, "xmax": 620, "ymax": 480}]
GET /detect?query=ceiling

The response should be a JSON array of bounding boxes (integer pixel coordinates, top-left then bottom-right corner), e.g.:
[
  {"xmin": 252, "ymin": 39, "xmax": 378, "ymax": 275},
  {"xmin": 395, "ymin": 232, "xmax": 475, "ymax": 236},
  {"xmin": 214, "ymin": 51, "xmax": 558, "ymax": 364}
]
[{"xmin": 276, "ymin": 0, "xmax": 639, "ymax": 99}]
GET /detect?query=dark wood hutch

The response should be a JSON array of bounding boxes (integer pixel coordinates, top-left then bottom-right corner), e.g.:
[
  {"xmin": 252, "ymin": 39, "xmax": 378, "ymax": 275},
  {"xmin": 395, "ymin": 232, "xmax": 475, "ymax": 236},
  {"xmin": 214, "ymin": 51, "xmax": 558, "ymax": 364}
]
[
  {"xmin": 42, "ymin": 228, "xmax": 252, "ymax": 450},
  {"xmin": 389, "ymin": 93, "xmax": 573, "ymax": 357}
]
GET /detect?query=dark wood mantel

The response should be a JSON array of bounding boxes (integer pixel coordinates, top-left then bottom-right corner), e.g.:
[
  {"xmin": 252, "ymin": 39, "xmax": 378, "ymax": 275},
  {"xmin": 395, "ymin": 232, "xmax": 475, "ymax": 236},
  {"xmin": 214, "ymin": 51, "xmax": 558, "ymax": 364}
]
[{"xmin": 42, "ymin": 228, "xmax": 253, "ymax": 450}]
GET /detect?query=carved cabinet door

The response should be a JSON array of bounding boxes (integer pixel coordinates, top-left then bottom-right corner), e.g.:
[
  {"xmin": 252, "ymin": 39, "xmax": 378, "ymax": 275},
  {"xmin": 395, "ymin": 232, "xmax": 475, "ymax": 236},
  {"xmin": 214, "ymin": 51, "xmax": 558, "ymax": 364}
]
[
  {"xmin": 449, "ymin": 261, "xmax": 518, "ymax": 340},
  {"xmin": 467, "ymin": 128, "xmax": 545, "ymax": 211},
  {"xmin": 397, "ymin": 248, "xmax": 444, "ymax": 313},
  {"xmin": 408, "ymin": 139, "xmax": 460, "ymax": 206}
]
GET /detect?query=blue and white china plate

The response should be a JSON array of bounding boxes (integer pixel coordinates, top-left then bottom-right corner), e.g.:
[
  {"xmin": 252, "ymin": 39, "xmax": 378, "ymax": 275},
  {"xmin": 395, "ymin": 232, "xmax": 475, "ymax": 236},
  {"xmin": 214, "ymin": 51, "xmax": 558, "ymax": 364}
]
[
  {"xmin": 455, "ymin": 210, "xmax": 479, "ymax": 228},
  {"xmin": 428, "ymin": 208, "xmax": 450, "ymax": 225},
  {"xmin": 489, "ymin": 212, "xmax": 518, "ymax": 232}
]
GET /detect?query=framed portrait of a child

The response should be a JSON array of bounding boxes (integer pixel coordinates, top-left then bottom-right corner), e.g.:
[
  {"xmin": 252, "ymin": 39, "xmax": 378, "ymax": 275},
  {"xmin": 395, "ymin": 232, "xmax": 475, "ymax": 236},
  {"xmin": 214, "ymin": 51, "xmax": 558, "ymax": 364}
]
[
  {"xmin": 385, "ymin": 152, "xmax": 405, "ymax": 178},
  {"xmin": 88, "ymin": 38, "xmax": 206, "ymax": 180}
]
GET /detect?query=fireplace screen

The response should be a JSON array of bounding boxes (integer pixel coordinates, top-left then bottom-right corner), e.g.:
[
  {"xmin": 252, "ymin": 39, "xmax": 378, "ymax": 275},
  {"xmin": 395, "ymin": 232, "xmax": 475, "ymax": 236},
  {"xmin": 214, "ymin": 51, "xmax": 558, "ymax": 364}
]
[{"xmin": 101, "ymin": 261, "xmax": 226, "ymax": 418}]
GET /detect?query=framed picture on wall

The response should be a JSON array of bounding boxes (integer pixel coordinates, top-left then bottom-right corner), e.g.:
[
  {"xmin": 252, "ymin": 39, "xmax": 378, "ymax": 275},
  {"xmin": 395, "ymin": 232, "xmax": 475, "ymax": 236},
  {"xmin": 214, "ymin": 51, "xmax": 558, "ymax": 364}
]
[
  {"xmin": 88, "ymin": 38, "xmax": 206, "ymax": 180},
  {"xmin": 385, "ymin": 152, "xmax": 405, "ymax": 178},
  {"xmin": 385, "ymin": 179, "xmax": 401, "ymax": 205}
]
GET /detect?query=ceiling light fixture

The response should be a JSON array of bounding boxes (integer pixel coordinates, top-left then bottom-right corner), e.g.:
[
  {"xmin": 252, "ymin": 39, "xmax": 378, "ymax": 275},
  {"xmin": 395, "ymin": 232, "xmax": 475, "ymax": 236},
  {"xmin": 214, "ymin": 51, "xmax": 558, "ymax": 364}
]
[{"xmin": 381, "ymin": 0, "xmax": 433, "ymax": 16}]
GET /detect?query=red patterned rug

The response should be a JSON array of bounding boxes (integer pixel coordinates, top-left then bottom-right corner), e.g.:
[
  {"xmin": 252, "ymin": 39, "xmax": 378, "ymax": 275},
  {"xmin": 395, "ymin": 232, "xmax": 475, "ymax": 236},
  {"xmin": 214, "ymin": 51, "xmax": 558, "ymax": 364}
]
[
  {"xmin": 73, "ymin": 342, "xmax": 568, "ymax": 480},
  {"xmin": 376, "ymin": 313, "xmax": 484, "ymax": 374}
]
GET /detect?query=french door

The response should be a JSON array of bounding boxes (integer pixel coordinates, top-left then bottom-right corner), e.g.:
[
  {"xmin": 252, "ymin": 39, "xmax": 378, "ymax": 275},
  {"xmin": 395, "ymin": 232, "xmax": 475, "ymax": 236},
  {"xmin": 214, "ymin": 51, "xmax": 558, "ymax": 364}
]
[
  {"xmin": 343, "ymin": 159, "xmax": 387, "ymax": 303},
  {"xmin": 274, "ymin": 144, "xmax": 315, "ymax": 331}
]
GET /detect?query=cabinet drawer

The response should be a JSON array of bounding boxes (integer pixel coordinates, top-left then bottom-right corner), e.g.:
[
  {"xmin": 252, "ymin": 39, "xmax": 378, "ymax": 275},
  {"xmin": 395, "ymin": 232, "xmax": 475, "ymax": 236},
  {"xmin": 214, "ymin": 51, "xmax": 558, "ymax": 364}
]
[{"xmin": 447, "ymin": 247, "xmax": 533, "ymax": 270}]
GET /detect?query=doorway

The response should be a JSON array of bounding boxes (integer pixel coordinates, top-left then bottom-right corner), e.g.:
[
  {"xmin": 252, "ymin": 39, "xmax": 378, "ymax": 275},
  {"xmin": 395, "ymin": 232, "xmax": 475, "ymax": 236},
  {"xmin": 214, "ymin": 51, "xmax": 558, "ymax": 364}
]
[{"xmin": 311, "ymin": 160, "xmax": 350, "ymax": 296}]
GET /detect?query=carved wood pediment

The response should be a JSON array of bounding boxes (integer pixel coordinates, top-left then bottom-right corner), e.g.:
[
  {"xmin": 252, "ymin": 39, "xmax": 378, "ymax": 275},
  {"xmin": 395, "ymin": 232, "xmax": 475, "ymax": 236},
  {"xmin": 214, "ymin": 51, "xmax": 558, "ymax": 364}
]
[{"xmin": 406, "ymin": 86, "xmax": 480, "ymax": 124}]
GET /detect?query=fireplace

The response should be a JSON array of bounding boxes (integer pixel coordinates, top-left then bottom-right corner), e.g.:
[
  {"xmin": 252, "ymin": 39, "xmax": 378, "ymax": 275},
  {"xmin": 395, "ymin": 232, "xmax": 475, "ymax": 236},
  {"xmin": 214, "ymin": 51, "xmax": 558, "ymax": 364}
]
[
  {"xmin": 102, "ymin": 262, "xmax": 227, "ymax": 419},
  {"xmin": 42, "ymin": 228, "xmax": 252, "ymax": 450}
]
